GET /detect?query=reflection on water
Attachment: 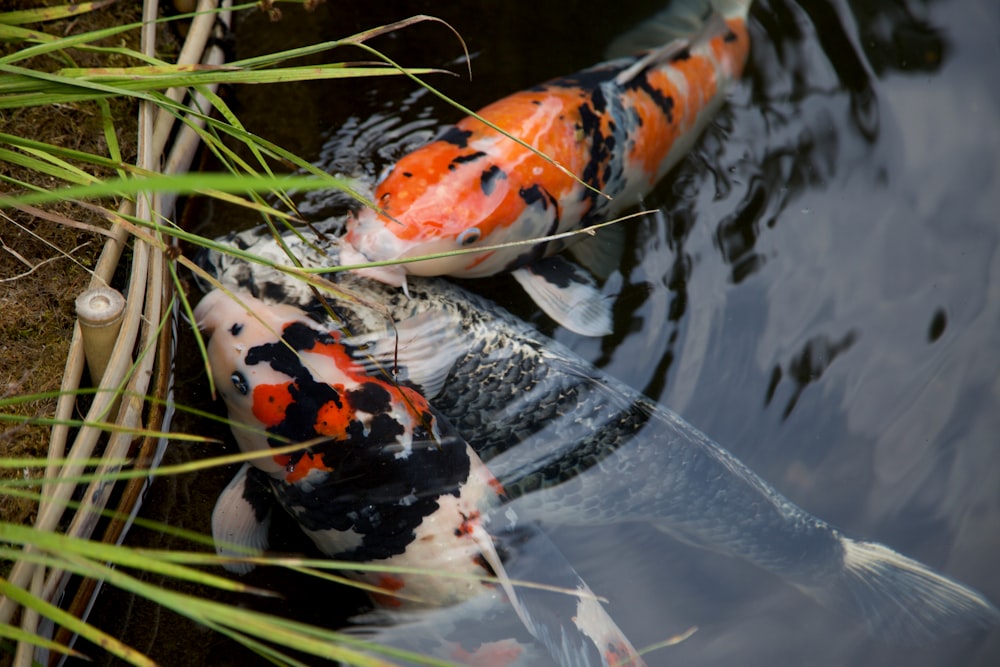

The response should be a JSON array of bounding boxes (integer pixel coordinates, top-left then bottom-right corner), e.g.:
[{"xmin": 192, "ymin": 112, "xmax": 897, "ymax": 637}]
[{"xmin": 81, "ymin": 0, "xmax": 998, "ymax": 665}]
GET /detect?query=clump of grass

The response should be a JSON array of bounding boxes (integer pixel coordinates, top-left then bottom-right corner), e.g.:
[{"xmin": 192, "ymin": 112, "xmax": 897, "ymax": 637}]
[{"xmin": 0, "ymin": 1, "xmax": 475, "ymax": 664}]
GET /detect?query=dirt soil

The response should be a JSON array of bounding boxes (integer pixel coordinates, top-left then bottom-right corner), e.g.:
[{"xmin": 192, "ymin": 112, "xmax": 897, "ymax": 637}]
[{"xmin": 0, "ymin": 1, "xmax": 178, "ymax": 531}]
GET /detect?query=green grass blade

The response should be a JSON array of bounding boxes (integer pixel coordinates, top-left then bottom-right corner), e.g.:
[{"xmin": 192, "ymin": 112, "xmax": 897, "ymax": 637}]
[
  {"xmin": 0, "ymin": 1, "xmax": 118, "ymax": 26},
  {"xmin": 0, "ymin": 575, "xmax": 156, "ymax": 666}
]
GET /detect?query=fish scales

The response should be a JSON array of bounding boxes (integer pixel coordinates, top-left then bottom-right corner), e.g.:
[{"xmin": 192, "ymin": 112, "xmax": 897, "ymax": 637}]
[
  {"xmin": 197, "ymin": 222, "xmax": 1000, "ymax": 643},
  {"xmin": 315, "ymin": 277, "xmax": 848, "ymax": 582}
]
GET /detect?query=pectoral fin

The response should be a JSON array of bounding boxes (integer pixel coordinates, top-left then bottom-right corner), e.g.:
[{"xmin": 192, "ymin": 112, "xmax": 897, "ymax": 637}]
[
  {"xmin": 567, "ymin": 223, "xmax": 625, "ymax": 282},
  {"xmin": 513, "ymin": 257, "xmax": 613, "ymax": 337},
  {"xmin": 344, "ymin": 309, "xmax": 468, "ymax": 399},
  {"xmin": 211, "ymin": 463, "xmax": 274, "ymax": 574}
]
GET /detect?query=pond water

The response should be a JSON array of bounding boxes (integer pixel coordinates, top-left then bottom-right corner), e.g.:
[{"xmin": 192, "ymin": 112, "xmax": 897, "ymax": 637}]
[{"xmin": 79, "ymin": 0, "xmax": 999, "ymax": 665}]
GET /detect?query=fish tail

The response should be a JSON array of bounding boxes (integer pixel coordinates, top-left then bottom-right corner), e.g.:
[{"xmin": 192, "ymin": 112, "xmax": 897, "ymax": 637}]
[{"xmin": 800, "ymin": 537, "xmax": 1000, "ymax": 643}]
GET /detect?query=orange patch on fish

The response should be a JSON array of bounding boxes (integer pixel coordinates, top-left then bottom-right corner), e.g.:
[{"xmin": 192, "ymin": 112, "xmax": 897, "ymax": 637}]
[
  {"xmin": 370, "ymin": 573, "xmax": 406, "ymax": 608},
  {"xmin": 488, "ymin": 478, "xmax": 506, "ymax": 496},
  {"xmin": 449, "ymin": 639, "xmax": 524, "ymax": 667},
  {"xmin": 714, "ymin": 18, "xmax": 751, "ymax": 75},
  {"xmin": 251, "ymin": 382, "xmax": 295, "ymax": 427},
  {"xmin": 314, "ymin": 397, "xmax": 352, "ymax": 440},
  {"xmin": 623, "ymin": 76, "xmax": 683, "ymax": 178},
  {"xmin": 284, "ymin": 451, "xmax": 333, "ymax": 484},
  {"xmin": 455, "ymin": 510, "xmax": 482, "ymax": 537}
]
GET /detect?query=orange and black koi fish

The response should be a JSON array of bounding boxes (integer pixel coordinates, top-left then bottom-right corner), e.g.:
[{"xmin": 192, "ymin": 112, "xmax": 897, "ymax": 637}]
[
  {"xmin": 342, "ymin": 0, "xmax": 753, "ymax": 335},
  {"xmin": 195, "ymin": 289, "xmax": 649, "ymax": 667}
]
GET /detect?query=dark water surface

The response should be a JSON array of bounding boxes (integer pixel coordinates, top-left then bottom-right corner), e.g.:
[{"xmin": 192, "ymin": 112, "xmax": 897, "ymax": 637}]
[{"xmin": 82, "ymin": 1, "xmax": 999, "ymax": 665}]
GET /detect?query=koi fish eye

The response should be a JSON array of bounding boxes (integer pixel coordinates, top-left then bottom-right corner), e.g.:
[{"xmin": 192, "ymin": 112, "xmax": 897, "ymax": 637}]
[
  {"xmin": 457, "ymin": 227, "xmax": 481, "ymax": 246},
  {"xmin": 231, "ymin": 371, "xmax": 249, "ymax": 396}
]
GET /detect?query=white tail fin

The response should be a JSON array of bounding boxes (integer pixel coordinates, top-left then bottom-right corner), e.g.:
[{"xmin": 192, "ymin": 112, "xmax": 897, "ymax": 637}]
[{"xmin": 799, "ymin": 538, "xmax": 1000, "ymax": 643}]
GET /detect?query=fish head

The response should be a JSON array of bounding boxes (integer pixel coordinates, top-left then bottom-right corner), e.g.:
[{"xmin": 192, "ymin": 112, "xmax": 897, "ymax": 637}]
[
  {"xmin": 342, "ymin": 132, "xmax": 559, "ymax": 281},
  {"xmin": 196, "ymin": 289, "xmax": 505, "ymax": 579},
  {"xmin": 194, "ymin": 289, "xmax": 444, "ymax": 477},
  {"xmin": 194, "ymin": 290, "xmax": 322, "ymax": 472}
]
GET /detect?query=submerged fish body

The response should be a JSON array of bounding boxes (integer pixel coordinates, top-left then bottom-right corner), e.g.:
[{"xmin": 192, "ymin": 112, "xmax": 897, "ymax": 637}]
[
  {"xmin": 342, "ymin": 0, "xmax": 753, "ymax": 335},
  {"xmin": 198, "ymin": 223, "xmax": 1000, "ymax": 646},
  {"xmin": 195, "ymin": 289, "xmax": 647, "ymax": 667},
  {"xmin": 194, "ymin": 290, "xmax": 494, "ymax": 605}
]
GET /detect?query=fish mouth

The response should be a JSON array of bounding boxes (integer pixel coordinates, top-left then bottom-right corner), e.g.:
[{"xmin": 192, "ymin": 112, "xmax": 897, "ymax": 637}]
[
  {"xmin": 193, "ymin": 289, "xmax": 227, "ymax": 334},
  {"xmin": 338, "ymin": 240, "xmax": 408, "ymax": 288}
]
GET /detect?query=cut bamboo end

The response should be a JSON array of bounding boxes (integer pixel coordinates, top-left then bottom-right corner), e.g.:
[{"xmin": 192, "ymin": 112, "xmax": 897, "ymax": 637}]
[{"xmin": 75, "ymin": 287, "xmax": 126, "ymax": 385}]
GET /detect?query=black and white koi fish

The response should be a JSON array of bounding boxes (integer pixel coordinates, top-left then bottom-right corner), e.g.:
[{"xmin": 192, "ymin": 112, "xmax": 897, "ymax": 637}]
[{"xmin": 196, "ymin": 222, "xmax": 1000, "ymax": 647}]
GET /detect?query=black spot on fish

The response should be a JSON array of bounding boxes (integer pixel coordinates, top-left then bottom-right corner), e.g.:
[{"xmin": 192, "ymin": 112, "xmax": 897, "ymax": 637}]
[
  {"xmin": 451, "ymin": 151, "xmax": 486, "ymax": 165},
  {"xmin": 589, "ymin": 87, "xmax": 607, "ymax": 115},
  {"xmin": 272, "ymin": 431, "xmax": 473, "ymax": 561},
  {"xmin": 243, "ymin": 465, "xmax": 275, "ymax": 523},
  {"xmin": 402, "ymin": 171, "xmax": 413, "ymax": 178},
  {"xmin": 672, "ymin": 48, "xmax": 691, "ymax": 61},
  {"xmin": 281, "ymin": 321, "xmax": 337, "ymax": 352},
  {"xmin": 519, "ymin": 184, "xmax": 547, "ymax": 208},
  {"xmin": 480, "ymin": 165, "xmax": 506, "ymax": 196},
  {"xmin": 527, "ymin": 255, "xmax": 581, "ymax": 289},
  {"xmin": 630, "ymin": 77, "xmax": 675, "ymax": 124},
  {"xmin": 261, "ymin": 282, "xmax": 290, "ymax": 304},
  {"xmin": 439, "ymin": 126, "xmax": 473, "ymax": 148},
  {"xmin": 724, "ymin": 30, "xmax": 738, "ymax": 43},
  {"xmin": 367, "ymin": 411, "xmax": 406, "ymax": 444},
  {"xmin": 542, "ymin": 61, "xmax": 631, "ymax": 91},
  {"xmin": 578, "ymin": 101, "xmax": 616, "ymax": 191},
  {"xmin": 229, "ymin": 322, "xmax": 243, "ymax": 336},
  {"xmin": 346, "ymin": 381, "xmax": 393, "ymax": 415}
]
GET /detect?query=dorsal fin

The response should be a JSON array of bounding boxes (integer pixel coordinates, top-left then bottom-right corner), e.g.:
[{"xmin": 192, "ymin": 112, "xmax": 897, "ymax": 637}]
[{"xmin": 614, "ymin": 7, "xmax": 729, "ymax": 86}]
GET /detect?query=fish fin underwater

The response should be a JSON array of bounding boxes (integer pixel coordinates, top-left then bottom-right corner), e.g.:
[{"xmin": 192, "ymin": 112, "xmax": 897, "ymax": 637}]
[
  {"xmin": 799, "ymin": 537, "xmax": 1000, "ymax": 644},
  {"xmin": 606, "ymin": 0, "xmax": 745, "ymax": 60},
  {"xmin": 344, "ymin": 308, "xmax": 468, "ymax": 399},
  {"xmin": 565, "ymin": 223, "xmax": 626, "ymax": 283},
  {"xmin": 342, "ymin": 513, "xmax": 650, "ymax": 667},
  {"xmin": 490, "ymin": 520, "xmax": 649, "ymax": 667},
  {"xmin": 211, "ymin": 462, "xmax": 273, "ymax": 575},
  {"xmin": 493, "ymin": 379, "xmax": 1000, "ymax": 645},
  {"xmin": 511, "ymin": 257, "xmax": 614, "ymax": 337}
]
